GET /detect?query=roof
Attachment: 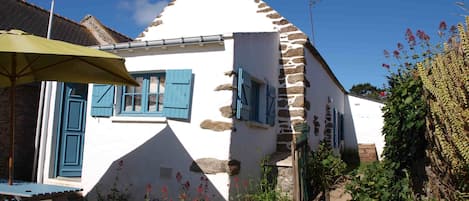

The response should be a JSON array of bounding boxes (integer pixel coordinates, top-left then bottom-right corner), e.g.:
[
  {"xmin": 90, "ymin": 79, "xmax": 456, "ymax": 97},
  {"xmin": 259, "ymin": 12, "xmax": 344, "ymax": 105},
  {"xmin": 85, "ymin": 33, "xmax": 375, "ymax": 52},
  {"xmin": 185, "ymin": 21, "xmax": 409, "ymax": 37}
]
[{"xmin": 0, "ymin": 0, "xmax": 131, "ymax": 46}]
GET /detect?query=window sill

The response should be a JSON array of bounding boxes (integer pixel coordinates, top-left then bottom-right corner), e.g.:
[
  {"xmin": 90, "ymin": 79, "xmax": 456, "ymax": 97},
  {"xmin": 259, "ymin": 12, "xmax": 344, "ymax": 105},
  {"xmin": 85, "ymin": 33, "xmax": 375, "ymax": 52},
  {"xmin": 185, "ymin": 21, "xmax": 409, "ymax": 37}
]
[
  {"xmin": 247, "ymin": 121, "xmax": 270, "ymax": 129},
  {"xmin": 111, "ymin": 116, "xmax": 167, "ymax": 123}
]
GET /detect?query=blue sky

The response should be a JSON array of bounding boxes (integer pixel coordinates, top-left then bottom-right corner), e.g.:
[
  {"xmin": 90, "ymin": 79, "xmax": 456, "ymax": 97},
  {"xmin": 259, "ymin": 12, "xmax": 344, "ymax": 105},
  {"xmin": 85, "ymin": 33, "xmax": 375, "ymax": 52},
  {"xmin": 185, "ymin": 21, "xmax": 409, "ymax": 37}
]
[{"xmin": 27, "ymin": 0, "xmax": 466, "ymax": 90}]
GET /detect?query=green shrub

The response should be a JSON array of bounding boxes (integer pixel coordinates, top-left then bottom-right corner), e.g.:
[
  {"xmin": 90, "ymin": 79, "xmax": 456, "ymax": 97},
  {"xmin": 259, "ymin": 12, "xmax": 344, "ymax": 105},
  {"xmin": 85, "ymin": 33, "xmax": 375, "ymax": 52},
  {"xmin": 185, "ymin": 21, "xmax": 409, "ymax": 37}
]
[
  {"xmin": 308, "ymin": 141, "xmax": 346, "ymax": 200},
  {"xmin": 346, "ymin": 162, "xmax": 414, "ymax": 201}
]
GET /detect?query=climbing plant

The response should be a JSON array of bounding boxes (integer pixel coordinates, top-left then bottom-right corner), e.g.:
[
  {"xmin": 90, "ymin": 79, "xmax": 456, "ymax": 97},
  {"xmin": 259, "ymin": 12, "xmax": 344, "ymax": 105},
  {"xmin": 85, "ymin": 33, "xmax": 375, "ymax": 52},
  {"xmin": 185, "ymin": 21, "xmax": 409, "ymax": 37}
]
[
  {"xmin": 417, "ymin": 17, "xmax": 469, "ymax": 199},
  {"xmin": 381, "ymin": 70, "xmax": 427, "ymax": 171}
]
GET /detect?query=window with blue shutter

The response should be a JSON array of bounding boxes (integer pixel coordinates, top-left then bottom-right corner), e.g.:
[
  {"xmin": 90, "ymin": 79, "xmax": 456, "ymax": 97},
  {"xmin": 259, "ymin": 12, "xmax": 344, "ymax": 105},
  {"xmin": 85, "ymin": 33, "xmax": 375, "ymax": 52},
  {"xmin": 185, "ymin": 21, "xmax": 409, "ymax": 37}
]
[
  {"xmin": 266, "ymin": 85, "xmax": 276, "ymax": 126},
  {"xmin": 120, "ymin": 73, "xmax": 165, "ymax": 116},
  {"xmin": 91, "ymin": 84, "xmax": 115, "ymax": 117},
  {"xmin": 90, "ymin": 69, "xmax": 194, "ymax": 120},
  {"xmin": 333, "ymin": 108, "xmax": 338, "ymax": 148},
  {"xmin": 163, "ymin": 69, "xmax": 193, "ymax": 119},
  {"xmin": 236, "ymin": 68, "xmax": 251, "ymax": 120},
  {"xmin": 117, "ymin": 70, "xmax": 193, "ymax": 119},
  {"xmin": 236, "ymin": 67, "xmax": 276, "ymax": 126},
  {"xmin": 250, "ymin": 81, "xmax": 261, "ymax": 122}
]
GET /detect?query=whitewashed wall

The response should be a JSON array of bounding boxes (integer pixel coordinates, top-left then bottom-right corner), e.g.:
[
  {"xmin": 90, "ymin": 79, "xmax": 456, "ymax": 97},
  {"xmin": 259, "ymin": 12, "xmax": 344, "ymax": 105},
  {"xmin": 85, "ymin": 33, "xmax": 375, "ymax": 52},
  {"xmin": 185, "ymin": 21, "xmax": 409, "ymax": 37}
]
[
  {"xmin": 84, "ymin": 41, "xmax": 234, "ymax": 200},
  {"xmin": 138, "ymin": 0, "xmax": 276, "ymax": 41},
  {"xmin": 304, "ymin": 48, "xmax": 346, "ymax": 151},
  {"xmin": 37, "ymin": 39, "xmax": 234, "ymax": 200},
  {"xmin": 229, "ymin": 32, "xmax": 279, "ymax": 191},
  {"xmin": 344, "ymin": 95, "xmax": 385, "ymax": 160}
]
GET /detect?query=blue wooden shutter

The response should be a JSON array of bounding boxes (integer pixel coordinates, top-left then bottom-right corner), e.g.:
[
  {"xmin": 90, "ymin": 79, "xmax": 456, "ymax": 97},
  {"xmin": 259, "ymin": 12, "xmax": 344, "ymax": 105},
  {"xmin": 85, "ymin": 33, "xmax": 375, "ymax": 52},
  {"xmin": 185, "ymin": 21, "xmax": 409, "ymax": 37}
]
[
  {"xmin": 91, "ymin": 84, "xmax": 115, "ymax": 117},
  {"xmin": 236, "ymin": 67, "xmax": 251, "ymax": 120},
  {"xmin": 340, "ymin": 113, "xmax": 344, "ymax": 141},
  {"xmin": 265, "ymin": 85, "xmax": 276, "ymax": 126},
  {"xmin": 163, "ymin": 69, "xmax": 193, "ymax": 119},
  {"xmin": 333, "ymin": 108, "xmax": 337, "ymax": 148}
]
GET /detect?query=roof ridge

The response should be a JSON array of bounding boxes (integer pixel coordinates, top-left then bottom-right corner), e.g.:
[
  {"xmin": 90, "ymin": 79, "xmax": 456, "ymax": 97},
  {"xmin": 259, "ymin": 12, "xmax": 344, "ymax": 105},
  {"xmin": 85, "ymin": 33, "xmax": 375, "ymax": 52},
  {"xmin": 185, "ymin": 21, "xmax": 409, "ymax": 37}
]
[{"xmin": 81, "ymin": 14, "xmax": 132, "ymax": 41}]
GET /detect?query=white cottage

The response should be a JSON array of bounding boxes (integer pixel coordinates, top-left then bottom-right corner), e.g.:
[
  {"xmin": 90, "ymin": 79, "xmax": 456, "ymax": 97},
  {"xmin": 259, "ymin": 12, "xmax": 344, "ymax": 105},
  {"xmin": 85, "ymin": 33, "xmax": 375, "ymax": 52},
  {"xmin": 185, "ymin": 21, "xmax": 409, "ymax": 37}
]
[{"xmin": 35, "ymin": 0, "xmax": 359, "ymax": 200}]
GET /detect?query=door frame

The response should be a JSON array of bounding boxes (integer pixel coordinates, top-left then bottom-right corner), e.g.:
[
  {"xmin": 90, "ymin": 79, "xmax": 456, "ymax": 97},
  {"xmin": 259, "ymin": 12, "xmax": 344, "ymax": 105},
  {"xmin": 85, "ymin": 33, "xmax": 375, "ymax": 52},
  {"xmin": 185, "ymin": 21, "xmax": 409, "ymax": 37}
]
[{"xmin": 53, "ymin": 83, "xmax": 88, "ymax": 177}]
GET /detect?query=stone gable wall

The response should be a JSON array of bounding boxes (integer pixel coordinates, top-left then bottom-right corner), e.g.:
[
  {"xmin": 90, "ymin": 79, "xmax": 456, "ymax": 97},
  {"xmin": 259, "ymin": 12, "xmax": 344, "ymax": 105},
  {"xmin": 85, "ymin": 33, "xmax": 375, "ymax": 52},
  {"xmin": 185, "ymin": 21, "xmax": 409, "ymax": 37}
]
[{"xmin": 254, "ymin": 0, "xmax": 309, "ymax": 153}]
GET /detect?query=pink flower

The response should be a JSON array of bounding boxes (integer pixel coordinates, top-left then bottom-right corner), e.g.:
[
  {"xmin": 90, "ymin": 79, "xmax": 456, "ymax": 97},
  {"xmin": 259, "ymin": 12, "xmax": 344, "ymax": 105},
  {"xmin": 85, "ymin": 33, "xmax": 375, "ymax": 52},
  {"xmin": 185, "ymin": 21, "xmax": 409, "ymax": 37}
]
[
  {"xmin": 146, "ymin": 184, "xmax": 152, "ymax": 193},
  {"xmin": 161, "ymin": 185, "xmax": 168, "ymax": 194},
  {"xmin": 393, "ymin": 50, "xmax": 400, "ymax": 59},
  {"xmin": 416, "ymin": 30, "xmax": 429, "ymax": 41},
  {"xmin": 424, "ymin": 34, "xmax": 430, "ymax": 41},
  {"xmin": 405, "ymin": 28, "xmax": 416, "ymax": 47},
  {"xmin": 439, "ymin": 21, "xmax": 447, "ymax": 31},
  {"xmin": 405, "ymin": 28, "xmax": 413, "ymax": 37},
  {"xmin": 197, "ymin": 184, "xmax": 204, "ymax": 194},
  {"xmin": 184, "ymin": 181, "xmax": 191, "ymax": 189},
  {"xmin": 382, "ymin": 63, "xmax": 390, "ymax": 69},
  {"xmin": 176, "ymin": 172, "xmax": 182, "ymax": 182},
  {"xmin": 379, "ymin": 91, "xmax": 386, "ymax": 97},
  {"xmin": 397, "ymin": 42, "xmax": 404, "ymax": 50},
  {"xmin": 408, "ymin": 35, "xmax": 416, "ymax": 47},
  {"xmin": 450, "ymin": 25, "xmax": 457, "ymax": 34},
  {"xmin": 383, "ymin": 50, "xmax": 390, "ymax": 58}
]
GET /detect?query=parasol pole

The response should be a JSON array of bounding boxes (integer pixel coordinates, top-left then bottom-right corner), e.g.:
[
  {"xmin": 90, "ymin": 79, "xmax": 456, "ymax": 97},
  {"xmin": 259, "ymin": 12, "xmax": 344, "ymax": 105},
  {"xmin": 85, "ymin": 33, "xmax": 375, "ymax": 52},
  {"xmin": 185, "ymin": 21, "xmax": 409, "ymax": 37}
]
[{"xmin": 8, "ymin": 54, "xmax": 16, "ymax": 185}]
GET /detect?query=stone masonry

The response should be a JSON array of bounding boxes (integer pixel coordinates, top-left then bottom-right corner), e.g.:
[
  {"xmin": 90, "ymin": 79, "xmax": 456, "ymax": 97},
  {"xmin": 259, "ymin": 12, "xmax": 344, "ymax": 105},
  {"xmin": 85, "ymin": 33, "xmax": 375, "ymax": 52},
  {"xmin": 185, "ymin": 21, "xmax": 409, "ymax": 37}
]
[
  {"xmin": 358, "ymin": 144, "xmax": 378, "ymax": 162},
  {"xmin": 255, "ymin": 0, "xmax": 309, "ymax": 153}
]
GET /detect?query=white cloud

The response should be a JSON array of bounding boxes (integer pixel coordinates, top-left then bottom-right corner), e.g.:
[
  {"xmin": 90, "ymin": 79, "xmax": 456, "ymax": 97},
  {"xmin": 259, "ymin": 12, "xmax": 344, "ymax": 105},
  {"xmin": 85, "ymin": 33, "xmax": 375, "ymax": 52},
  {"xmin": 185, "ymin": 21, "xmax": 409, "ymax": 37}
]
[{"xmin": 119, "ymin": 0, "xmax": 168, "ymax": 26}]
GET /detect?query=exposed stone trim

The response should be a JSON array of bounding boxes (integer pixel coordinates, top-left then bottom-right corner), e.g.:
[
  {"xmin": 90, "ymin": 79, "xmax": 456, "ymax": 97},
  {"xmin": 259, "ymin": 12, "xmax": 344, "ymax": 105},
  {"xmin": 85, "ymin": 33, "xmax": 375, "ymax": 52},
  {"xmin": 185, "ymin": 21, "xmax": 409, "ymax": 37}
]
[
  {"xmin": 224, "ymin": 70, "xmax": 236, "ymax": 77},
  {"xmin": 150, "ymin": 20, "xmax": 163, "ymax": 27},
  {"xmin": 190, "ymin": 158, "xmax": 228, "ymax": 174},
  {"xmin": 200, "ymin": 120, "xmax": 233, "ymax": 132},
  {"xmin": 323, "ymin": 102, "xmax": 333, "ymax": 148},
  {"xmin": 254, "ymin": 0, "xmax": 311, "ymax": 153},
  {"xmin": 215, "ymin": 84, "xmax": 234, "ymax": 91},
  {"xmin": 220, "ymin": 106, "xmax": 234, "ymax": 118},
  {"xmin": 257, "ymin": 7, "xmax": 273, "ymax": 13},
  {"xmin": 189, "ymin": 158, "xmax": 240, "ymax": 175}
]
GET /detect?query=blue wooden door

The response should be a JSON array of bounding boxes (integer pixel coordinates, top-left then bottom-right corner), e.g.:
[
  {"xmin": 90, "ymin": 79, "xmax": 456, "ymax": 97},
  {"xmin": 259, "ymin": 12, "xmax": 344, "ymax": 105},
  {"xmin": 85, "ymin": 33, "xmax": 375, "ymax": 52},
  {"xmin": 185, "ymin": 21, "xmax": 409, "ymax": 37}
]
[{"xmin": 57, "ymin": 83, "xmax": 88, "ymax": 177}]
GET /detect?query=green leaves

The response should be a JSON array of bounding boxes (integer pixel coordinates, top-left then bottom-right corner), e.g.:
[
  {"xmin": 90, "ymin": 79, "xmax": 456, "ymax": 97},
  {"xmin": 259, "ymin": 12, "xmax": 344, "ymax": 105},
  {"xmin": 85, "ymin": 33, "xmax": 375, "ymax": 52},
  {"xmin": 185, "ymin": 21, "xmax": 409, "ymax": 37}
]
[
  {"xmin": 382, "ymin": 71, "xmax": 427, "ymax": 175},
  {"xmin": 308, "ymin": 141, "xmax": 346, "ymax": 196},
  {"xmin": 346, "ymin": 162, "xmax": 414, "ymax": 201}
]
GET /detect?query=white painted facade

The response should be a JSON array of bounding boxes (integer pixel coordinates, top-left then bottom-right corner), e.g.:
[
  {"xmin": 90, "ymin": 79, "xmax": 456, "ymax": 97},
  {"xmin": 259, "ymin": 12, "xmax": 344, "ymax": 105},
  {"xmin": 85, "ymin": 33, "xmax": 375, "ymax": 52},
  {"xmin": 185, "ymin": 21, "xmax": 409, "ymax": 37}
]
[
  {"xmin": 344, "ymin": 95, "xmax": 385, "ymax": 160},
  {"xmin": 34, "ymin": 0, "xmax": 386, "ymax": 200},
  {"xmin": 304, "ymin": 47, "xmax": 346, "ymax": 151},
  {"xmin": 37, "ymin": 32, "xmax": 280, "ymax": 200}
]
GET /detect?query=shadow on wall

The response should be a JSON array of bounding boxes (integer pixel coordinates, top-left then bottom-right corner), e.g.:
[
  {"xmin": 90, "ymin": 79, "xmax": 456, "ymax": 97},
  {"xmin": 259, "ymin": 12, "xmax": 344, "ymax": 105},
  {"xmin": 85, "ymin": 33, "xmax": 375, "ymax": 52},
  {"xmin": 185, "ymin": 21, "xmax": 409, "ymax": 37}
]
[
  {"xmin": 86, "ymin": 125, "xmax": 224, "ymax": 201},
  {"xmin": 228, "ymin": 119, "xmax": 279, "ymax": 198},
  {"xmin": 343, "ymin": 95, "xmax": 360, "ymax": 165}
]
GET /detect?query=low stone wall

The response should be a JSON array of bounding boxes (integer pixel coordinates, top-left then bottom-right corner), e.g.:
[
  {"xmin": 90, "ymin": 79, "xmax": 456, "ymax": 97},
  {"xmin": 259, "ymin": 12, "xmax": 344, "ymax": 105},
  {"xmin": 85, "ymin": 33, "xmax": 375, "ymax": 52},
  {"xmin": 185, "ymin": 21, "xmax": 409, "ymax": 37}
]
[{"xmin": 358, "ymin": 144, "xmax": 378, "ymax": 162}]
